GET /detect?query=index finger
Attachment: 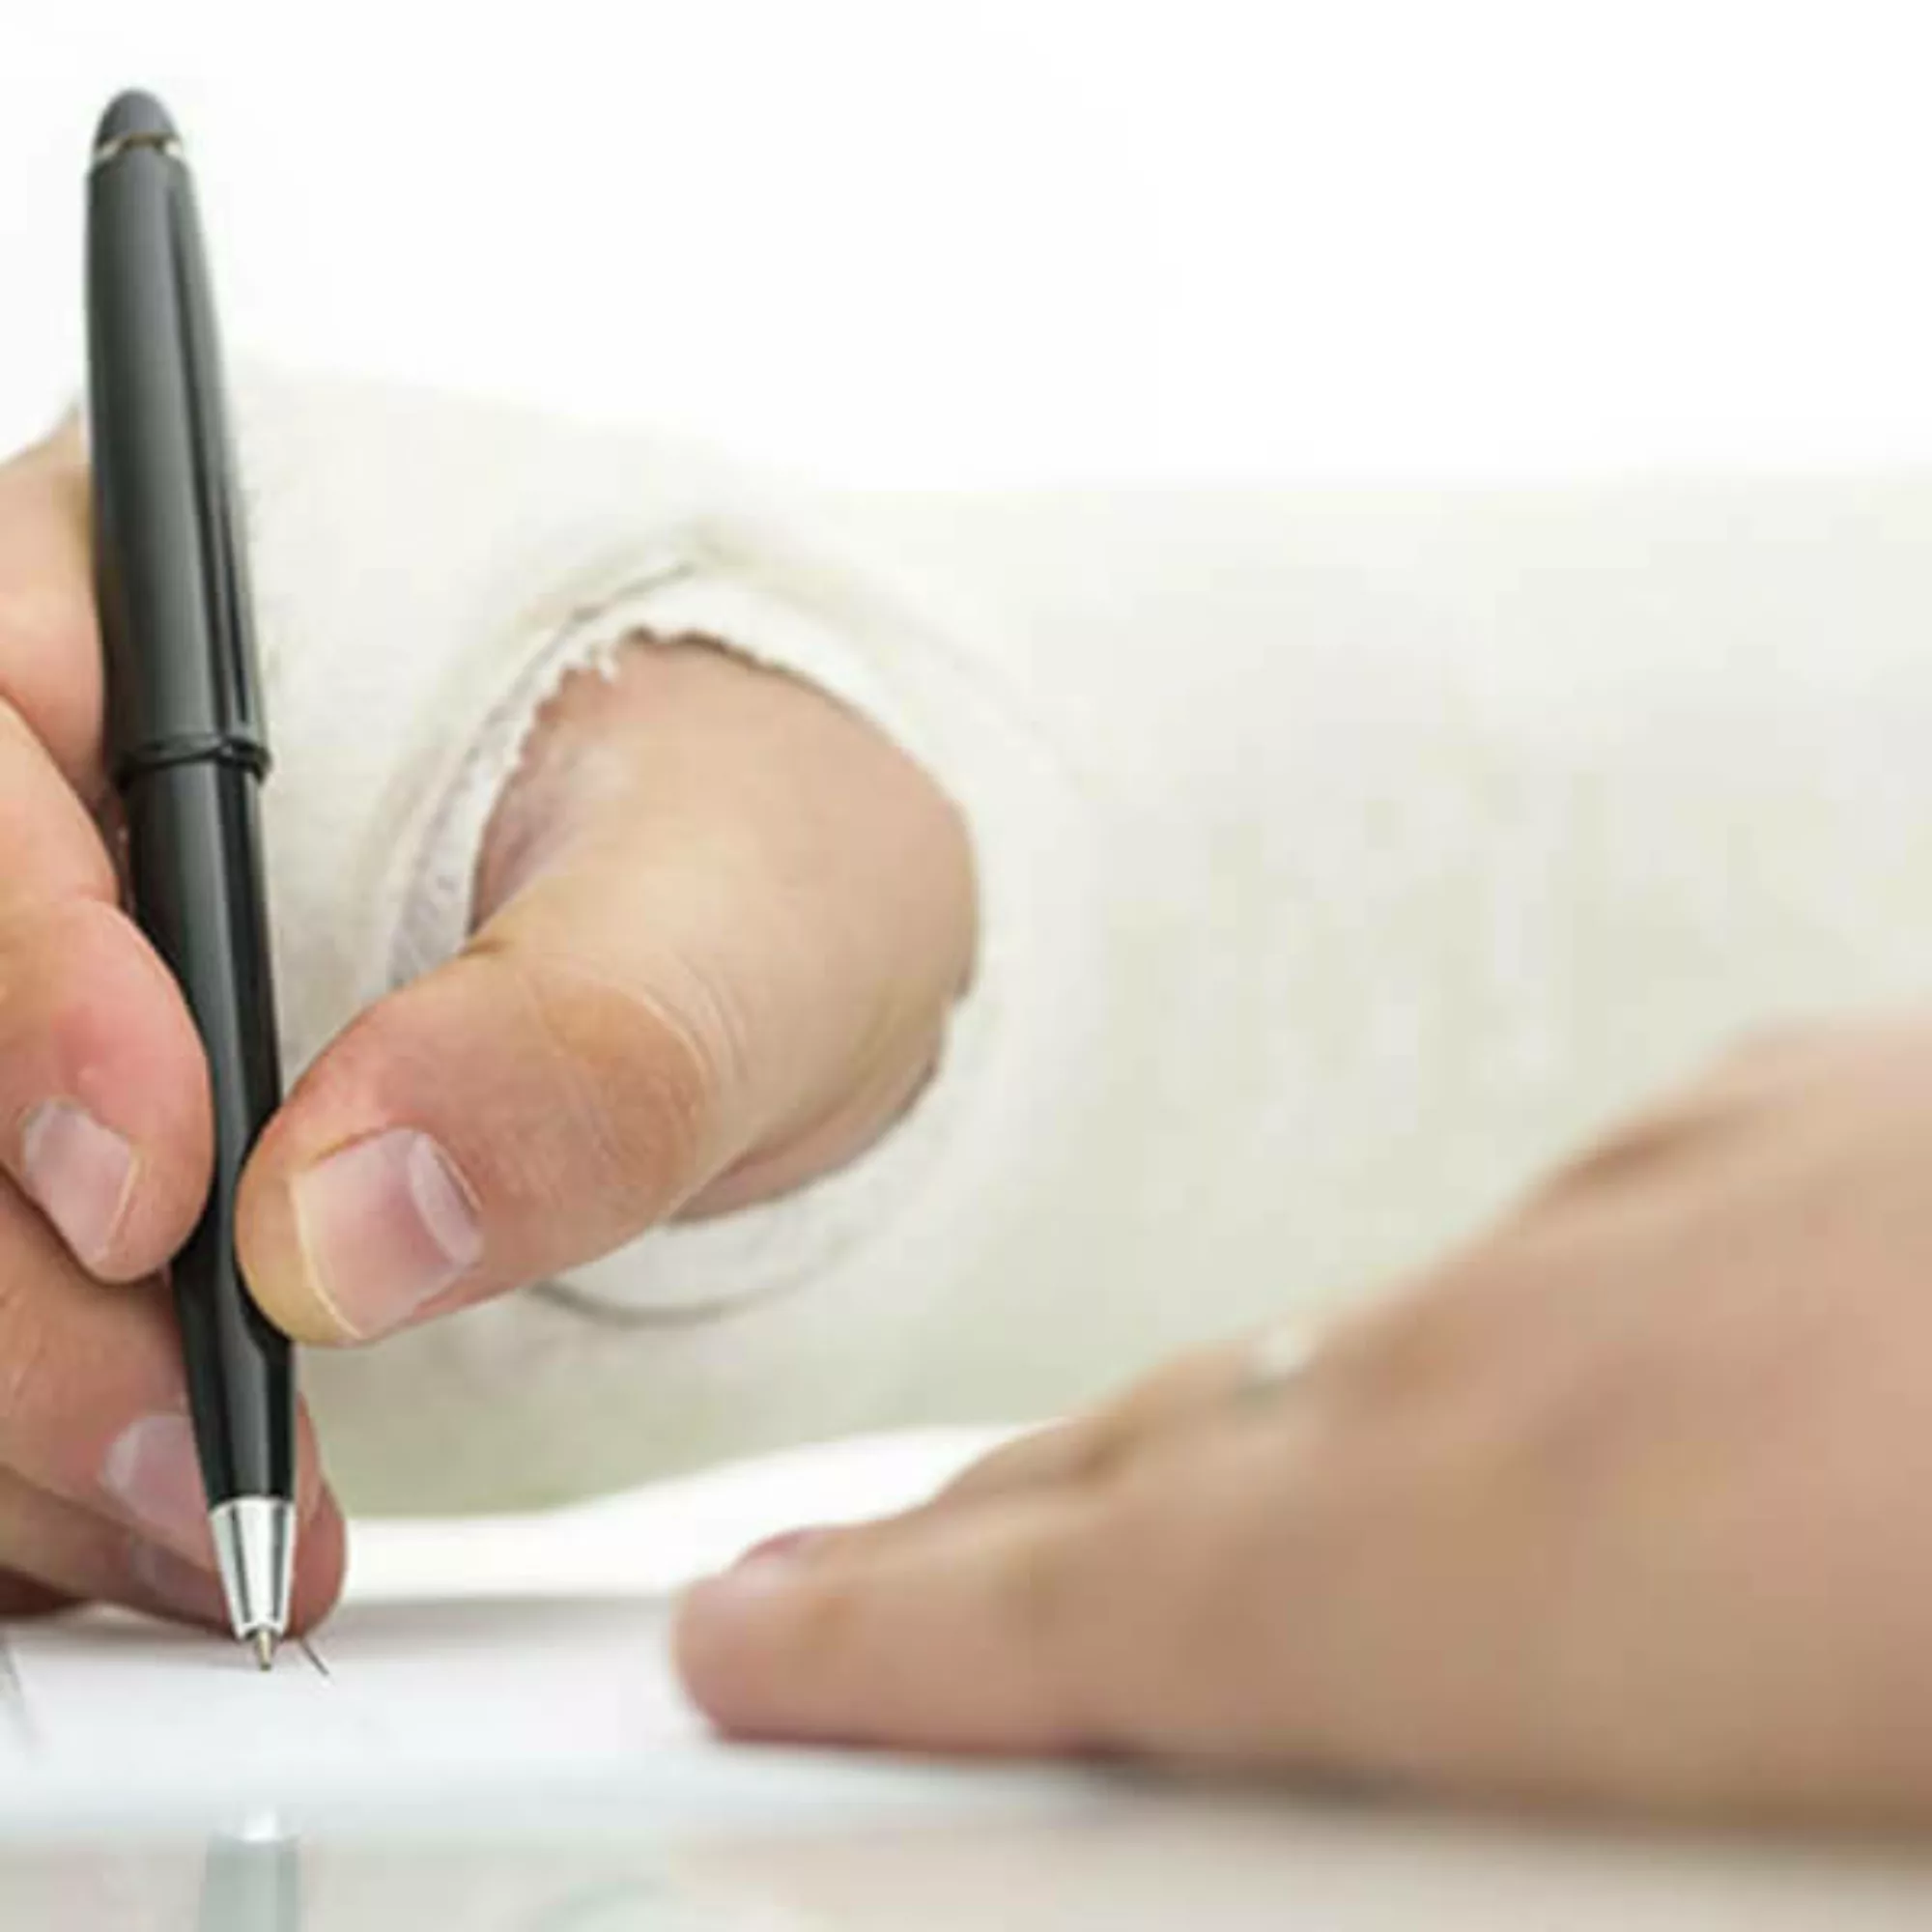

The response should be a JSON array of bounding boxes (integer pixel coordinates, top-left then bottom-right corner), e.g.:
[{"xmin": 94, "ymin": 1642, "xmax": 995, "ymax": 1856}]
[
  {"xmin": 0, "ymin": 418, "xmax": 103, "ymax": 799},
  {"xmin": 0, "ymin": 422, "xmax": 215, "ymax": 1279}
]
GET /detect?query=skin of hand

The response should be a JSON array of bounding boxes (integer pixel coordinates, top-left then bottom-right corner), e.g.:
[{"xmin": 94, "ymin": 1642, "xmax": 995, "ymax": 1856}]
[
  {"xmin": 0, "ymin": 419, "xmax": 974, "ymax": 1632},
  {"xmin": 677, "ymin": 1014, "xmax": 1932, "ymax": 1829}
]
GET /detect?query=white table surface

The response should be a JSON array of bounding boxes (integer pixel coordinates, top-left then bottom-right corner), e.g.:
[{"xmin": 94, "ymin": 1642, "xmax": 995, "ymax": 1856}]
[{"xmin": 6, "ymin": 1770, "xmax": 1932, "ymax": 1930}]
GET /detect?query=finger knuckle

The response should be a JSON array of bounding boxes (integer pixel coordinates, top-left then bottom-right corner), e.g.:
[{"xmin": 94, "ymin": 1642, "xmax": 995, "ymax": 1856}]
[
  {"xmin": 0, "ymin": 897, "xmax": 123, "ymax": 1065},
  {"xmin": 980, "ymin": 1511, "xmax": 1114, "ymax": 1740},
  {"xmin": 988, "ymin": 1524, "xmax": 1083, "ymax": 1650},
  {"xmin": 1353, "ymin": 1255, "xmax": 1642, "ymax": 1522},
  {"xmin": 0, "ymin": 704, "xmax": 111, "ymax": 905},
  {"xmin": 0, "ymin": 589, "xmax": 96, "ymax": 755},
  {"xmin": 0, "ymin": 580, "xmax": 88, "ymax": 669},
  {"xmin": 476, "ymin": 941, "xmax": 732, "ymax": 1217},
  {"xmin": 1073, "ymin": 1460, "xmax": 1288, "ymax": 1747},
  {"xmin": 0, "ymin": 1245, "xmax": 57, "ymax": 1440}
]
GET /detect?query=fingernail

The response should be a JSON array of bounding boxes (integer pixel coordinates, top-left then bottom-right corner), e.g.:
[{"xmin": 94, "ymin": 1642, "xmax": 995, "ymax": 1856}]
[
  {"xmin": 101, "ymin": 1412, "xmax": 213, "ymax": 1560},
  {"xmin": 731, "ymin": 1528, "xmax": 831, "ymax": 1571},
  {"xmin": 292, "ymin": 1129, "xmax": 482, "ymax": 1338},
  {"xmin": 683, "ymin": 1555, "xmax": 810, "ymax": 1636},
  {"xmin": 19, "ymin": 1100, "xmax": 135, "ymax": 1270},
  {"xmin": 127, "ymin": 1537, "xmax": 226, "ymax": 1621}
]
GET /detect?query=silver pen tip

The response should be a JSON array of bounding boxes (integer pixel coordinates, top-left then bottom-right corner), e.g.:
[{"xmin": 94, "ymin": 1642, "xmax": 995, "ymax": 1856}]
[
  {"xmin": 251, "ymin": 1629, "xmax": 277, "ymax": 1673},
  {"xmin": 211, "ymin": 1497, "xmax": 296, "ymax": 1657}
]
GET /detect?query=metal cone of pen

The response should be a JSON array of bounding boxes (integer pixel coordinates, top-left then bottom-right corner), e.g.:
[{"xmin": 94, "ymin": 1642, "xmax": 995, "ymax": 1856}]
[{"xmin": 85, "ymin": 89, "xmax": 298, "ymax": 1665}]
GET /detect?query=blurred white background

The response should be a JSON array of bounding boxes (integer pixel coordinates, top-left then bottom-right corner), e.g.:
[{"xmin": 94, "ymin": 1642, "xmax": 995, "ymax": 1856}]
[{"xmin": 6, "ymin": 0, "xmax": 1932, "ymax": 486}]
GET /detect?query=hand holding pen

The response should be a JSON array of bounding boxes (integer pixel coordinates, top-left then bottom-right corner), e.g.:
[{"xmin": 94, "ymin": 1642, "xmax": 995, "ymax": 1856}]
[
  {"xmin": 0, "ymin": 94, "xmax": 972, "ymax": 1652},
  {"xmin": 0, "ymin": 411, "xmax": 342, "ymax": 1638}
]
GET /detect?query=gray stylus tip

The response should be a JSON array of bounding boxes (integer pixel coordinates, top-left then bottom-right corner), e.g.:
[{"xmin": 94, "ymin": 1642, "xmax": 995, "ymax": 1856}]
[
  {"xmin": 211, "ymin": 1498, "xmax": 296, "ymax": 1658},
  {"xmin": 251, "ymin": 1630, "xmax": 277, "ymax": 1673}
]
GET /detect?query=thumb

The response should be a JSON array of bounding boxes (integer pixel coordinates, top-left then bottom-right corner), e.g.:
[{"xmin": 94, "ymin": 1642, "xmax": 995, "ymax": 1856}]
[{"xmin": 238, "ymin": 641, "xmax": 972, "ymax": 1345}]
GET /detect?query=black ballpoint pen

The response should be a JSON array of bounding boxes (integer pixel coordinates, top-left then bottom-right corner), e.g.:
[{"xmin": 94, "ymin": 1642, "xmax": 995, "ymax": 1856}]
[{"xmin": 85, "ymin": 90, "xmax": 296, "ymax": 1668}]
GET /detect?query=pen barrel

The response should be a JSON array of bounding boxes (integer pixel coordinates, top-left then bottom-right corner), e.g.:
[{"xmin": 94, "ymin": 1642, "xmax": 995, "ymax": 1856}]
[
  {"xmin": 122, "ymin": 758, "xmax": 294, "ymax": 1506},
  {"xmin": 87, "ymin": 132, "xmax": 267, "ymax": 778}
]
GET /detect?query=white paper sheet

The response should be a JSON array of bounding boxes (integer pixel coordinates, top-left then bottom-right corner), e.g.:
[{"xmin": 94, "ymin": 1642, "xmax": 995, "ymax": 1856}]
[
  {"xmin": 0, "ymin": 1429, "xmax": 1020, "ymax": 1830},
  {"xmin": 1, "ymin": 1596, "xmax": 703, "ymax": 1789}
]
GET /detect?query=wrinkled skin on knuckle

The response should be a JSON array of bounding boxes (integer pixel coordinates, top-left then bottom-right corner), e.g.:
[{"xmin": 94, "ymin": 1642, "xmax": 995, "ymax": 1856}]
[{"xmin": 477, "ymin": 937, "xmax": 734, "ymax": 1221}]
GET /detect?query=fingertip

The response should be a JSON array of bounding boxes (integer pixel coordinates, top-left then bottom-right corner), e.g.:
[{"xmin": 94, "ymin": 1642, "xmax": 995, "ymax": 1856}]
[
  {"xmin": 234, "ymin": 1151, "xmax": 353, "ymax": 1349},
  {"xmin": 673, "ymin": 1527, "xmax": 858, "ymax": 1723},
  {"xmin": 240, "ymin": 936, "xmax": 709, "ymax": 1347},
  {"xmin": 3, "ymin": 905, "xmax": 214, "ymax": 1282},
  {"xmin": 235, "ymin": 1006, "xmax": 412, "ymax": 1349},
  {"xmin": 0, "ymin": 1574, "xmax": 78, "ymax": 1622},
  {"xmin": 294, "ymin": 1403, "xmax": 333, "ymax": 1529},
  {"xmin": 287, "ymin": 1494, "xmax": 348, "ymax": 1637},
  {"xmin": 16, "ymin": 1098, "xmax": 140, "ymax": 1278},
  {"xmin": 235, "ymin": 1086, "xmax": 364, "ymax": 1347},
  {"xmin": 241, "ymin": 1121, "xmax": 487, "ymax": 1348},
  {"xmin": 673, "ymin": 1556, "xmax": 815, "ymax": 1737},
  {"xmin": 281, "ymin": 1401, "xmax": 347, "ymax": 1638},
  {"xmin": 674, "ymin": 1497, "xmax": 1104, "ymax": 1754}
]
